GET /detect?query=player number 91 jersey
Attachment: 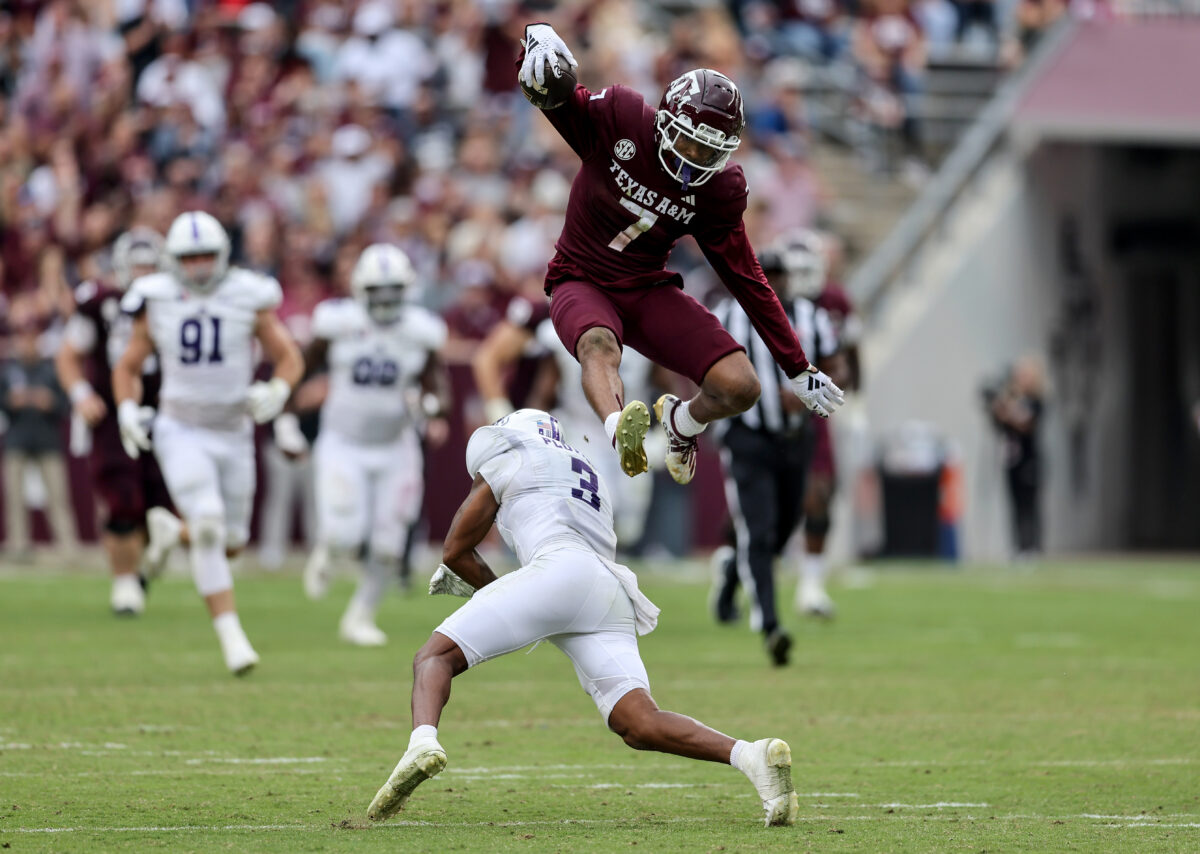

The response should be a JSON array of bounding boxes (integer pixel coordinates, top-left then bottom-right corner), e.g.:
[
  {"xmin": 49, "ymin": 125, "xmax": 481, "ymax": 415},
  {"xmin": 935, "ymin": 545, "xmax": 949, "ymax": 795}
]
[
  {"xmin": 121, "ymin": 268, "xmax": 282, "ymax": 430},
  {"xmin": 312, "ymin": 299, "xmax": 448, "ymax": 445},
  {"xmin": 466, "ymin": 425, "xmax": 618, "ymax": 566}
]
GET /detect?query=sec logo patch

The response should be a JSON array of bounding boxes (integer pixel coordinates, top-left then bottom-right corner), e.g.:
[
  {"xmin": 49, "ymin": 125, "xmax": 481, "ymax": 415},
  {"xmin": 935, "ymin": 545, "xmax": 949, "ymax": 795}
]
[{"xmin": 614, "ymin": 139, "xmax": 636, "ymax": 161}]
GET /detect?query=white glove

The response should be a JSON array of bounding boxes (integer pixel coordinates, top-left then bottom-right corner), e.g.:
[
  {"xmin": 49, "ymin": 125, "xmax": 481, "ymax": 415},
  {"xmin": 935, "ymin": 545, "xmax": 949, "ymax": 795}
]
[
  {"xmin": 519, "ymin": 23, "xmax": 577, "ymax": 90},
  {"xmin": 428, "ymin": 564, "xmax": 475, "ymax": 598},
  {"xmin": 788, "ymin": 366, "xmax": 845, "ymax": 419},
  {"xmin": 117, "ymin": 400, "xmax": 155, "ymax": 459},
  {"xmin": 273, "ymin": 412, "xmax": 308, "ymax": 456},
  {"xmin": 246, "ymin": 377, "xmax": 292, "ymax": 424}
]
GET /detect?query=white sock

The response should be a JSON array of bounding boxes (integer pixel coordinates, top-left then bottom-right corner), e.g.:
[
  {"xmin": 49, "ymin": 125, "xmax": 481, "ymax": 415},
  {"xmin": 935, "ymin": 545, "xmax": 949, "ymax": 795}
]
[
  {"xmin": 191, "ymin": 540, "xmax": 233, "ymax": 597},
  {"xmin": 802, "ymin": 553, "xmax": 827, "ymax": 585},
  {"xmin": 212, "ymin": 610, "xmax": 244, "ymax": 640},
  {"xmin": 410, "ymin": 725, "xmax": 438, "ymax": 746},
  {"xmin": 347, "ymin": 551, "xmax": 396, "ymax": 620},
  {"xmin": 604, "ymin": 411, "xmax": 620, "ymax": 446},
  {"xmin": 729, "ymin": 739, "xmax": 751, "ymax": 770},
  {"xmin": 674, "ymin": 400, "xmax": 707, "ymax": 438}
]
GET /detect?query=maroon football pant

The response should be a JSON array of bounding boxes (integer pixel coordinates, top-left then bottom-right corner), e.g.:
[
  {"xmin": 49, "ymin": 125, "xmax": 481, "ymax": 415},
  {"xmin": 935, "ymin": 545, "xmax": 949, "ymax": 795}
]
[
  {"xmin": 548, "ymin": 280, "xmax": 744, "ymax": 386},
  {"xmin": 89, "ymin": 415, "xmax": 174, "ymax": 534}
]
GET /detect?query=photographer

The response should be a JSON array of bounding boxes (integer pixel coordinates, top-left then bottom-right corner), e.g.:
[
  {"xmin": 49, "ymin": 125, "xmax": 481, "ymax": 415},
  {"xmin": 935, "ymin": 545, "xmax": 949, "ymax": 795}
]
[{"xmin": 986, "ymin": 357, "xmax": 1045, "ymax": 559}]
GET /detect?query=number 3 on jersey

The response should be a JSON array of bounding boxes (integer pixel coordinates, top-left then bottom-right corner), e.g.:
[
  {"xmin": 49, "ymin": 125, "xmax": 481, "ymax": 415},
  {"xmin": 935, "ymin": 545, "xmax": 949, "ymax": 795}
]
[
  {"xmin": 179, "ymin": 316, "xmax": 223, "ymax": 364},
  {"xmin": 570, "ymin": 457, "xmax": 601, "ymax": 510},
  {"xmin": 608, "ymin": 198, "xmax": 660, "ymax": 251}
]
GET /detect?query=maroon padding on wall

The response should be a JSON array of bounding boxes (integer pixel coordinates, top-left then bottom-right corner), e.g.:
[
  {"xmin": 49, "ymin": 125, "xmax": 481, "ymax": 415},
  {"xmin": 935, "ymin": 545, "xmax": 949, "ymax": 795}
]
[{"xmin": 1016, "ymin": 20, "xmax": 1200, "ymax": 139}]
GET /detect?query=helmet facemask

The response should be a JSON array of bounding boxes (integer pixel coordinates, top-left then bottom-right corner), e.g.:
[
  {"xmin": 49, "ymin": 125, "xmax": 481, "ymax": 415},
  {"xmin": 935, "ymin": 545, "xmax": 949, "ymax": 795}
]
[
  {"xmin": 363, "ymin": 282, "xmax": 407, "ymax": 325},
  {"xmin": 174, "ymin": 250, "xmax": 228, "ymax": 294},
  {"xmin": 112, "ymin": 228, "xmax": 164, "ymax": 290},
  {"xmin": 655, "ymin": 110, "xmax": 740, "ymax": 189}
]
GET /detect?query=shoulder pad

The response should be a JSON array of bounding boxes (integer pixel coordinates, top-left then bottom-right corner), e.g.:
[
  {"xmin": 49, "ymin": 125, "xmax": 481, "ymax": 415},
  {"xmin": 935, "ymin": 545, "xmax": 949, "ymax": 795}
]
[
  {"xmin": 312, "ymin": 299, "xmax": 366, "ymax": 339},
  {"xmin": 403, "ymin": 306, "xmax": 448, "ymax": 351},
  {"xmin": 226, "ymin": 268, "xmax": 283, "ymax": 311},
  {"xmin": 465, "ymin": 426, "xmax": 519, "ymax": 479},
  {"xmin": 120, "ymin": 272, "xmax": 177, "ymax": 313}
]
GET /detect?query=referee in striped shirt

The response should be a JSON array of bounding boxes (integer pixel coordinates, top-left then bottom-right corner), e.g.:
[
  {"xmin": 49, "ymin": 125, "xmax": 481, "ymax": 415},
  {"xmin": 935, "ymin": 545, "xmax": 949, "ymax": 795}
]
[{"xmin": 710, "ymin": 236, "xmax": 845, "ymax": 666}]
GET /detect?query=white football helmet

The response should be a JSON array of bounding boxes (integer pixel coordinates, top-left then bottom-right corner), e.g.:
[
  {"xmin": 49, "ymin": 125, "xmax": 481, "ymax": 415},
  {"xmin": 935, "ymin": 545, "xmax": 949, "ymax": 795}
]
[
  {"xmin": 164, "ymin": 211, "xmax": 230, "ymax": 293},
  {"xmin": 465, "ymin": 408, "xmax": 564, "ymax": 478},
  {"xmin": 351, "ymin": 243, "xmax": 416, "ymax": 325},
  {"xmin": 772, "ymin": 229, "xmax": 827, "ymax": 300},
  {"xmin": 111, "ymin": 227, "xmax": 164, "ymax": 290}
]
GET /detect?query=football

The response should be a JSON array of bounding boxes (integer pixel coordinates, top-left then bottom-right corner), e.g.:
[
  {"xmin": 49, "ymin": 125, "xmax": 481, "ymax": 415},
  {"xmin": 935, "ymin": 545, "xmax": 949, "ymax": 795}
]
[{"xmin": 520, "ymin": 53, "xmax": 577, "ymax": 110}]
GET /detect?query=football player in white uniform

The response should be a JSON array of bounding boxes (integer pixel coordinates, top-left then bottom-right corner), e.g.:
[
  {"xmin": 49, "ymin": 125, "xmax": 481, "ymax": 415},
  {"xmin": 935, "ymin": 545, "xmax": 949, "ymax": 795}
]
[
  {"xmin": 532, "ymin": 318, "xmax": 658, "ymax": 548},
  {"xmin": 365, "ymin": 410, "xmax": 800, "ymax": 828},
  {"xmin": 296, "ymin": 244, "xmax": 450, "ymax": 646},
  {"xmin": 112, "ymin": 211, "xmax": 304, "ymax": 675}
]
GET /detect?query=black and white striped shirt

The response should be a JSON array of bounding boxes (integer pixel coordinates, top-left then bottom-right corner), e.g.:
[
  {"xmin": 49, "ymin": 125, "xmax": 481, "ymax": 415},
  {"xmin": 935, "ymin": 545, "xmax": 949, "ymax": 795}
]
[{"xmin": 713, "ymin": 296, "xmax": 838, "ymax": 435}]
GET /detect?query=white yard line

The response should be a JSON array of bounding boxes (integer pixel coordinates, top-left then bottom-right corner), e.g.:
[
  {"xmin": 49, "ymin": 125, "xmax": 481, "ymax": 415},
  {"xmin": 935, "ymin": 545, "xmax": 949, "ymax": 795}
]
[
  {"xmin": 8, "ymin": 814, "xmax": 1200, "ymax": 834},
  {"xmin": 184, "ymin": 757, "xmax": 328, "ymax": 765}
]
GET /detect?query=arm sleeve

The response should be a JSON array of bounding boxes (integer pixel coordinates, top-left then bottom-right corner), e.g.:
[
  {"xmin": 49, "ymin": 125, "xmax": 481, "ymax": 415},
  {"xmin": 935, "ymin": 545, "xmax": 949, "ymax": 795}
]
[
  {"xmin": 698, "ymin": 215, "xmax": 811, "ymax": 376},
  {"xmin": 540, "ymin": 84, "xmax": 601, "ymax": 160}
]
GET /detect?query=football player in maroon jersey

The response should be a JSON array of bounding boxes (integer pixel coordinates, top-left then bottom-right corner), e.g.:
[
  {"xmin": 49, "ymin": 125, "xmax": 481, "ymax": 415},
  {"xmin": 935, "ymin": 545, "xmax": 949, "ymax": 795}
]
[
  {"xmin": 518, "ymin": 23, "xmax": 844, "ymax": 487},
  {"xmin": 55, "ymin": 229, "xmax": 181, "ymax": 616}
]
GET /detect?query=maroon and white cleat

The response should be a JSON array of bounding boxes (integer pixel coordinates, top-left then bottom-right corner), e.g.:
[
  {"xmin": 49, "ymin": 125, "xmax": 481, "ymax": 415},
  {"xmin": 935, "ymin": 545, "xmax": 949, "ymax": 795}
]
[{"xmin": 654, "ymin": 394, "xmax": 699, "ymax": 485}]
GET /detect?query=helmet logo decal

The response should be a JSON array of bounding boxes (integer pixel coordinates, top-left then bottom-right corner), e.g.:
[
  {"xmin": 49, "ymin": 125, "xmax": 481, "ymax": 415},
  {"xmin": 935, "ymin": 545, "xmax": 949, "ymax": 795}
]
[
  {"xmin": 614, "ymin": 139, "xmax": 636, "ymax": 161},
  {"xmin": 664, "ymin": 71, "xmax": 700, "ymax": 107}
]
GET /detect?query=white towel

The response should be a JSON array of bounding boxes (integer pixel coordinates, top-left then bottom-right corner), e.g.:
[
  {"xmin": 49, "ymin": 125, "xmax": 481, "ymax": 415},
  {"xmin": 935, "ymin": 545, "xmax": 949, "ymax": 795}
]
[{"xmin": 599, "ymin": 557, "xmax": 660, "ymax": 636}]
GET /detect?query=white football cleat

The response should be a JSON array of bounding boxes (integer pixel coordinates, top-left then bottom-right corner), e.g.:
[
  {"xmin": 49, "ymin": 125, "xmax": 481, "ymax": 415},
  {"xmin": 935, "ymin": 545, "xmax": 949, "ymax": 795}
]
[
  {"xmin": 303, "ymin": 545, "xmax": 332, "ymax": 600},
  {"xmin": 217, "ymin": 629, "xmax": 259, "ymax": 677},
  {"xmin": 144, "ymin": 507, "xmax": 182, "ymax": 579},
  {"xmin": 739, "ymin": 738, "xmax": 800, "ymax": 827},
  {"xmin": 367, "ymin": 737, "xmax": 447, "ymax": 822},
  {"xmin": 340, "ymin": 614, "xmax": 388, "ymax": 647},
  {"xmin": 110, "ymin": 574, "xmax": 145, "ymax": 616},
  {"xmin": 654, "ymin": 394, "xmax": 698, "ymax": 485},
  {"xmin": 614, "ymin": 400, "xmax": 651, "ymax": 477},
  {"xmin": 796, "ymin": 579, "xmax": 836, "ymax": 619}
]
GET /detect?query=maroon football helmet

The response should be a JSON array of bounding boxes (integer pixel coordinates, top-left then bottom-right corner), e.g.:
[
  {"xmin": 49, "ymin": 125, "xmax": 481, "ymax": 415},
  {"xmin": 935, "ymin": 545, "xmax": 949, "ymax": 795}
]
[{"xmin": 655, "ymin": 69, "xmax": 746, "ymax": 189}]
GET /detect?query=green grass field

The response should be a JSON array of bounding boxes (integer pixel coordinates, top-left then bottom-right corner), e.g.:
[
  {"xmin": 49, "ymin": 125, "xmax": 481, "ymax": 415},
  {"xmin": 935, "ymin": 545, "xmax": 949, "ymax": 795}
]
[{"xmin": 2, "ymin": 557, "xmax": 1199, "ymax": 853}]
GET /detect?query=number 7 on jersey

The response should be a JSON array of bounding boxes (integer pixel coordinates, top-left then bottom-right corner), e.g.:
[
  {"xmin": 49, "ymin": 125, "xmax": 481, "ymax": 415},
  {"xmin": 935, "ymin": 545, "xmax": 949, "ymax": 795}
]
[{"xmin": 607, "ymin": 198, "xmax": 659, "ymax": 251}]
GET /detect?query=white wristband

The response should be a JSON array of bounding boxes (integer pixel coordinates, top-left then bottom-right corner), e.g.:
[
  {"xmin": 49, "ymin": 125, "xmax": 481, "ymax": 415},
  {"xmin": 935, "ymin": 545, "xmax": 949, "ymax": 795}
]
[{"xmin": 70, "ymin": 380, "xmax": 95, "ymax": 405}]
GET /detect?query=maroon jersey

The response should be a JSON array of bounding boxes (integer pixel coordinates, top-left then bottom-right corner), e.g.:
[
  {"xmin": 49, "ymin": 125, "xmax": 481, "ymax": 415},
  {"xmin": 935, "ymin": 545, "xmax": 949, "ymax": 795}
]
[
  {"xmin": 68, "ymin": 280, "xmax": 161, "ymax": 408},
  {"xmin": 816, "ymin": 281, "xmax": 859, "ymax": 344},
  {"xmin": 542, "ymin": 84, "xmax": 810, "ymax": 376}
]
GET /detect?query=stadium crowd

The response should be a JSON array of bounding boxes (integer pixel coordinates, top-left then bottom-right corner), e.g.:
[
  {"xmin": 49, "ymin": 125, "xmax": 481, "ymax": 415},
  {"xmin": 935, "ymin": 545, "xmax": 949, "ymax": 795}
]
[{"xmin": 0, "ymin": 0, "xmax": 1051, "ymax": 557}]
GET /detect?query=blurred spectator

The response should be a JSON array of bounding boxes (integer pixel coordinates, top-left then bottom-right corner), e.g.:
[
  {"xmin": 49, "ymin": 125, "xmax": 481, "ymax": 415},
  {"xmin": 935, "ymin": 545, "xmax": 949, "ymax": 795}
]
[
  {"xmin": 852, "ymin": 0, "xmax": 928, "ymax": 174},
  {"xmin": 2, "ymin": 320, "xmax": 77, "ymax": 560},
  {"xmin": 986, "ymin": 356, "xmax": 1046, "ymax": 560},
  {"xmin": 1016, "ymin": 0, "xmax": 1066, "ymax": 51}
]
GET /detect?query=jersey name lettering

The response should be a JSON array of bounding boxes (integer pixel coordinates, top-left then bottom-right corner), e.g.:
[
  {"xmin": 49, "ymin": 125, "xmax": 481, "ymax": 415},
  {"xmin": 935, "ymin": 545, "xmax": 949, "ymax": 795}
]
[{"xmin": 608, "ymin": 159, "xmax": 695, "ymax": 224}]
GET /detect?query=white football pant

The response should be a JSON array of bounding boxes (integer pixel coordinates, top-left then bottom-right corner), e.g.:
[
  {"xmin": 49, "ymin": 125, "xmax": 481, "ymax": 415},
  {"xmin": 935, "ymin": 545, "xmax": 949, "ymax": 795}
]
[
  {"xmin": 435, "ymin": 547, "xmax": 651, "ymax": 723},
  {"xmin": 153, "ymin": 414, "xmax": 255, "ymax": 549},
  {"xmin": 313, "ymin": 428, "xmax": 423, "ymax": 559}
]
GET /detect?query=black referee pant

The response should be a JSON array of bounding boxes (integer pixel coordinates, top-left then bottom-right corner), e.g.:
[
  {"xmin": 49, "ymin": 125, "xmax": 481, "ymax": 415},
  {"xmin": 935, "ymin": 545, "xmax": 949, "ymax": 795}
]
[{"xmin": 717, "ymin": 421, "xmax": 812, "ymax": 636}]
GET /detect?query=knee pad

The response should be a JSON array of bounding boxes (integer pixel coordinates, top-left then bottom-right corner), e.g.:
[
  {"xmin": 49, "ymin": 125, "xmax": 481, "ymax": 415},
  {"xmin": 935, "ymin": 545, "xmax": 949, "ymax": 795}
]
[
  {"xmin": 805, "ymin": 513, "xmax": 831, "ymax": 538},
  {"xmin": 190, "ymin": 516, "xmax": 226, "ymax": 550},
  {"xmin": 105, "ymin": 515, "xmax": 141, "ymax": 536}
]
